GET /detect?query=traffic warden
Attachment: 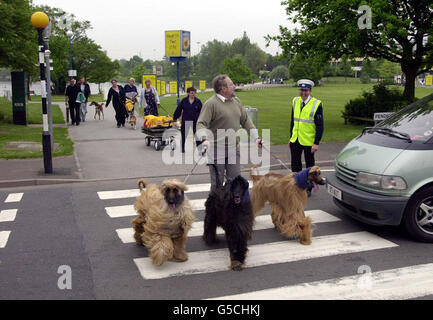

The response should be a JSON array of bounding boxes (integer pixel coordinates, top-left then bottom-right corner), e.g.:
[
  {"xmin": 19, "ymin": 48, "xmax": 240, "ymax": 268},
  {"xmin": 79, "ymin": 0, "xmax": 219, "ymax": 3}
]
[{"xmin": 289, "ymin": 79, "xmax": 324, "ymax": 196}]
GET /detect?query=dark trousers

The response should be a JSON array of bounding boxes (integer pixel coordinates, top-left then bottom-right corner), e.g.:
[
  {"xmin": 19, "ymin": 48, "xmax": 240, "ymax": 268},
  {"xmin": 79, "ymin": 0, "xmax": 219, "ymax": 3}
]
[
  {"xmin": 290, "ymin": 140, "xmax": 315, "ymax": 172},
  {"xmin": 69, "ymin": 102, "xmax": 80, "ymax": 125},
  {"xmin": 181, "ymin": 121, "xmax": 201, "ymax": 153},
  {"xmin": 114, "ymin": 106, "xmax": 126, "ymax": 126}
]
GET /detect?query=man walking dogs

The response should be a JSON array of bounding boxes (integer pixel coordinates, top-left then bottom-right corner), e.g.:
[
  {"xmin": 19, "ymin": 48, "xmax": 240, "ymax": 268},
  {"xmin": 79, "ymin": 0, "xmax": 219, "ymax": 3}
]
[
  {"xmin": 290, "ymin": 79, "xmax": 324, "ymax": 196},
  {"xmin": 197, "ymin": 75, "xmax": 262, "ymax": 189}
]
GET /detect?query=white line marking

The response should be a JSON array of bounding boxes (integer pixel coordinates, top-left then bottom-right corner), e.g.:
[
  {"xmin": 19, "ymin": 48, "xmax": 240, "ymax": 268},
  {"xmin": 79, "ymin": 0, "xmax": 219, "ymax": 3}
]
[
  {"xmin": 209, "ymin": 263, "xmax": 433, "ymax": 300},
  {"xmin": 98, "ymin": 182, "xmax": 253, "ymax": 200},
  {"xmin": 0, "ymin": 231, "xmax": 11, "ymax": 248},
  {"xmin": 133, "ymin": 232, "xmax": 397, "ymax": 280},
  {"xmin": 0, "ymin": 209, "xmax": 18, "ymax": 223},
  {"xmin": 5, "ymin": 193, "xmax": 24, "ymax": 203},
  {"xmin": 116, "ymin": 210, "xmax": 340, "ymax": 243},
  {"xmin": 105, "ymin": 205, "xmax": 135, "ymax": 218}
]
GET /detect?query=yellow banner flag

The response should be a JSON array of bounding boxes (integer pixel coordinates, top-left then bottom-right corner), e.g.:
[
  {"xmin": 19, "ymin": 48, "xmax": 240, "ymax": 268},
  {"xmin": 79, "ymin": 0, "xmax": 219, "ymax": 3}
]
[
  {"xmin": 161, "ymin": 81, "xmax": 166, "ymax": 95},
  {"xmin": 185, "ymin": 81, "xmax": 193, "ymax": 91},
  {"xmin": 157, "ymin": 80, "xmax": 161, "ymax": 96},
  {"xmin": 199, "ymin": 80, "xmax": 206, "ymax": 91},
  {"xmin": 169, "ymin": 81, "xmax": 178, "ymax": 94}
]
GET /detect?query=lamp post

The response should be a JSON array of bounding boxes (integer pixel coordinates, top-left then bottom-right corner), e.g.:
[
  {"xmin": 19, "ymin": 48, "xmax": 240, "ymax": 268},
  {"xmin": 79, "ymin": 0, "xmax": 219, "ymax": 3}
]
[
  {"xmin": 66, "ymin": 30, "xmax": 73, "ymax": 71},
  {"xmin": 66, "ymin": 30, "xmax": 73, "ymax": 123},
  {"xmin": 31, "ymin": 11, "xmax": 53, "ymax": 174},
  {"xmin": 44, "ymin": 23, "xmax": 54, "ymax": 149}
]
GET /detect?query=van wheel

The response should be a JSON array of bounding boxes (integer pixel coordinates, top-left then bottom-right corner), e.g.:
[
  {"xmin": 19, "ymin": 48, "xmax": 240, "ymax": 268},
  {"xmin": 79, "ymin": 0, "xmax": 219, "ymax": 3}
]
[{"xmin": 402, "ymin": 186, "xmax": 433, "ymax": 242}]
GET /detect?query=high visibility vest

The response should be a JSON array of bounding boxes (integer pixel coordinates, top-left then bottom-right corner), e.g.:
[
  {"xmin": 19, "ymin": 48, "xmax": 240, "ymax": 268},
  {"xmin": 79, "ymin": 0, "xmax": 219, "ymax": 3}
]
[{"xmin": 290, "ymin": 96, "xmax": 321, "ymax": 146}]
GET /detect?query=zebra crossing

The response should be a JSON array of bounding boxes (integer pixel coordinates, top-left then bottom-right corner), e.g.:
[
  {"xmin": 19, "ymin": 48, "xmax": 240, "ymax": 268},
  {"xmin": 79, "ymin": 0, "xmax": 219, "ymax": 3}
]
[
  {"xmin": 97, "ymin": 181, "xmax": 433, "ymax": 300},
  {"xmin": 1, "ymin": 193, "xmax": 23, "ymax": 249}
]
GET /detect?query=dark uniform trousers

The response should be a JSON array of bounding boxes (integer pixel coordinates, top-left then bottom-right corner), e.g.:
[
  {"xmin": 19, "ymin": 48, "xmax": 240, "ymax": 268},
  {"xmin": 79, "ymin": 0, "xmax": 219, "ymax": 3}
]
[{"xmin": 290, "ymin": 139, "xmax": 315, "ymax": 173}]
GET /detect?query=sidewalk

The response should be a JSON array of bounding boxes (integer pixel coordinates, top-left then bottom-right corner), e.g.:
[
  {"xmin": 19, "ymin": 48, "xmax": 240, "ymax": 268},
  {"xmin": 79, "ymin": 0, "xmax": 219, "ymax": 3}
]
[{"xmin": 0, "ymin": 100, "xmax": 346, "ymax": 188}]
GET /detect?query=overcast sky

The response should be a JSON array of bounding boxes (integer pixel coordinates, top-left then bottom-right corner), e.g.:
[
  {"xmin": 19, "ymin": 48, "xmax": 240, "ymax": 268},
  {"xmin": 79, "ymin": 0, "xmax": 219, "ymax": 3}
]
[{"xmin": 33, "ymin": 0, "xmax": 293, "ymax": 61}]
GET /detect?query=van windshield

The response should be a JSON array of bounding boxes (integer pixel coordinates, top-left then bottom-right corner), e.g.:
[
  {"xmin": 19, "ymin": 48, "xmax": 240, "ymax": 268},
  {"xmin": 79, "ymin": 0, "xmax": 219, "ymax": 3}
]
[{"xmin": 379, "ymin": 99, "xmax": 433, "ymax": 142}]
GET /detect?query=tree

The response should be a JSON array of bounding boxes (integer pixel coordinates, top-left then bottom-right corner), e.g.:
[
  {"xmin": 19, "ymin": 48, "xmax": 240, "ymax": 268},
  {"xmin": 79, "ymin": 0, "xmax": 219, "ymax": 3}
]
[
  {"xmin": 221, "ymin": 57, "xmax": 252, "ymax": 84},
  {"xmin": 0, "ymin": 0, "xmax": 38, "ymax": 98},
  {"xmin": 197, "ymin": 40, "xmax": 231, "ymax": 81},
  {"xmin": 87, "ymin": 52, "xmax": 119, "ymax": 93},
  {"xmin": 244, "ymin": 44, "xmax": 267, "ymax": 75},
  {"xmin": 268, "ymin": 0, "xmax": 433, "ymax": 102},
  {"xmin": 362, "ymin": 59, "xmax": 380, "ymax": 79},
  {"xmin": 336, "ymin": 57, "xmax": 354, "ymax": 80},
  {"xmin": 377, "ymin": 60, "xmax": 401, "ymax": 79},
  {"xmin": 269, "ymin": 65, "xmax": 290, "ymax": 80},
  {"xmin": 288, "ymin": 55, "xmax": 322, "ymax": 84}
]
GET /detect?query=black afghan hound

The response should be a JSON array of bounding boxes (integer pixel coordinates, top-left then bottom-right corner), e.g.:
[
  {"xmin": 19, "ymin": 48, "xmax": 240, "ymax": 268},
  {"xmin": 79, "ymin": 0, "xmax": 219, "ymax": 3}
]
[{"xmin": 203, "ymin": 173, "xmax": 254, "ymax": 271}]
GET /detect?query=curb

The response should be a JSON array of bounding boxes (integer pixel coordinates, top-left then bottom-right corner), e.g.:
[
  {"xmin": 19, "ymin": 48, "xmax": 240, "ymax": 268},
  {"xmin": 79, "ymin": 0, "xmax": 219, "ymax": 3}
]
[{"xmin": 0, "ymin": 160, "xmax": 335, "ymax": 189}]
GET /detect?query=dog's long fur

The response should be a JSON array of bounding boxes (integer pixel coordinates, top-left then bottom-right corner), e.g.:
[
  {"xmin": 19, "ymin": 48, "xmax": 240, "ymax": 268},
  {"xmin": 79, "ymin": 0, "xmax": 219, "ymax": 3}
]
[
  {"xmin": 203, "ymin": 175, "xmax": 254, "ymax": 271},
  {"xmin": 250, "ymin": 166, "xmax": 324, "ymax": 245},
  {"xmin": 132, "ymin": 178, "xmax": 195, "ymax": 266},
  {"xmin": 90, "ymin": 101, "xmax": 104, "ymax": 120}
]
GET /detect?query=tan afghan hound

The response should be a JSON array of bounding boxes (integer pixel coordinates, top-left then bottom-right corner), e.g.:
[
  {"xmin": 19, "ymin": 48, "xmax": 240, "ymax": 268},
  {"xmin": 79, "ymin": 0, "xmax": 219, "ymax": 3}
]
[
  {"xmin": 132, "ymin": 179, "xmax": 195, "ymax": 266},
  {"xmin": 250, "ymin": 166, "xmax": 325, "ymax": 245}
]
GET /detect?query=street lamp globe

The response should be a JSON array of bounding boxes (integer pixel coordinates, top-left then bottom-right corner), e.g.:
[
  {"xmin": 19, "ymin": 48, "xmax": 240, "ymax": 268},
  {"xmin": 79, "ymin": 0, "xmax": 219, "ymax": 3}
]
[
  {"xmin": 31, "ymin": 12, "xmax": 49, "ymax": 29},
  {"xmin": 66, "ymin": 30, "xmax": 73, "ymax": 38}
]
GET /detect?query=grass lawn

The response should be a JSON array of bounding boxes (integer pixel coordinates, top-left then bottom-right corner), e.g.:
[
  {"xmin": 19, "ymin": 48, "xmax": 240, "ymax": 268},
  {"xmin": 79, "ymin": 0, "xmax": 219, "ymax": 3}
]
[
  {"xmin": 0, "ymin": 98, "xmax": 73, "ymax": 159},
  {"xmin": 31, "ymin": 94, "xmax": 104, "ymax": 102},
  {"xmin": 0, "ymin": 124, "xmax": 73, "ymax": 159},
  {"xmin": 158, "ymin": 81, "xmax": 433, "ymax": 145},
  {"xmin": 0, "ymin": 99, "xmax": 64, "ymax": 124}
]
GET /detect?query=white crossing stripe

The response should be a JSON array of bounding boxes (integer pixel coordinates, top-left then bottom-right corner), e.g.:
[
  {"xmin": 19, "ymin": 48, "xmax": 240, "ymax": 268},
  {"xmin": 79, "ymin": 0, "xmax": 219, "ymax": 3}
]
[
  {"xmin": 98, "ymin": 182, "xmax": 253, "ymax": 200},
  {"xmin": 105, "ymin": 199, "xmax": 208, "ymax": 218},
  {"xmin": 116, "ymin": 210, "xmax": 340, "ymax": 243},
  {"xmin": 133, "ymin": 231, "xmax": 397, "ymax": 280},
  {"xmin": 5, "ymin": 193, "xmax": 24, "ymax": 203},
  {"xmin": 0, "ymin": 231, "xmax": 11, "ymax": 248},
  {"xmin": 0, "ymin": 209, "xmax": 18, "ymax": 223},
  {"xmin": 209, "ymin": 263, "xmax": 433, "ymax": 300}
]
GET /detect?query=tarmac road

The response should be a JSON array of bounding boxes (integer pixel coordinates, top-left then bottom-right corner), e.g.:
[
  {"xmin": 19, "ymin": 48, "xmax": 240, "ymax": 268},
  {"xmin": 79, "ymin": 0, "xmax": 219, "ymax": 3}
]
[{"xmin": 1, "ymin": 170, "xmax": 433, "ymax": 300}]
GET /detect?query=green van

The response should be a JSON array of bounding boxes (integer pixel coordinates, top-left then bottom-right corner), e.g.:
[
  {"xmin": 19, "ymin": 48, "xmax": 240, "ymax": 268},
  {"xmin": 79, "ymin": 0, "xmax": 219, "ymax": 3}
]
[{"xmin": 326, "ymin": 93, "xmax": 433, "ymax": 242}]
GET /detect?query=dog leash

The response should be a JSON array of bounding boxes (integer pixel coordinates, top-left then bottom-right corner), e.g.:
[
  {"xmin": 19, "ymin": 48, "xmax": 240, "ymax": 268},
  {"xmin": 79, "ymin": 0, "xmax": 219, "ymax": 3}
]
[
  {"xmin": 260, "ymin": 142, "xmax": 291, "ymax": 171},
  {"xmin": 183, "ymin": 148, "xmax": 207, "ymax": 185},
  {"xmin": 159, "ymin": 104, "xmax": 171, "ymax": 116}
]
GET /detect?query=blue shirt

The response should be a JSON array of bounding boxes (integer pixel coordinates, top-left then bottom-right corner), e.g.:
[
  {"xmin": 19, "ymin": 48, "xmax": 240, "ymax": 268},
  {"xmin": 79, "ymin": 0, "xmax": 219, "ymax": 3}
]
[
  {"xmin": 124, "ymin": 85, "xmax": 137, "ymax": 94},
  {"xmin": 173, "ymin": 97, "xmax": 203, "ymax": 122}
]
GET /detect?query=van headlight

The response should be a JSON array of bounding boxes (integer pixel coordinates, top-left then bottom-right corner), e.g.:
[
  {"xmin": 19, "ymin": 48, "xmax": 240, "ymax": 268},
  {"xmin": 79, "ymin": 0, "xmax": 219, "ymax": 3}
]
[{"xmin": 356, "ymin": 172, "xmax": 407, "ymax": 190}]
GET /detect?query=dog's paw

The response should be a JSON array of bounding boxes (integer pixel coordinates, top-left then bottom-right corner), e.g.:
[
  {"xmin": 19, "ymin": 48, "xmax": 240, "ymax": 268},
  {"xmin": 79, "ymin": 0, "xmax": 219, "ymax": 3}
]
[
  {"xmin": 203, "ymin": 235, "xmax": 218, "ymax": 245},
  {"xmin": 230, "ymin": 260, "xmax": 245, "ymax": 271},
  {"xmin": 170, "ymin": 250, "xmax": 188, "ymax": 262},
  {"xmin": 300, "ymin": 239, "xmax": 312, "ymax": 245}
]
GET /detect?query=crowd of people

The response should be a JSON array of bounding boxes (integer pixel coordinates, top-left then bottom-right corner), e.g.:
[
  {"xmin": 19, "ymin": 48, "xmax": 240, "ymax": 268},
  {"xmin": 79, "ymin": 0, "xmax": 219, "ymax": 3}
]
[{"xmin": 65, "ymin": 77, "xmax": 162, "ymax": 128}]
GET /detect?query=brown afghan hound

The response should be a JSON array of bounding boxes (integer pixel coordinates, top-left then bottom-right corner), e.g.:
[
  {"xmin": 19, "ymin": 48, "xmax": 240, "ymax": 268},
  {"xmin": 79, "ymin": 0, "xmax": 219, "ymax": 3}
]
[
  {"xmin": 132, "ymin": 178, "xmax": 195, "ymax": 266},
  {"xmin": 250, "ymin": 166, "xmax": 325, "ymax": 245}
]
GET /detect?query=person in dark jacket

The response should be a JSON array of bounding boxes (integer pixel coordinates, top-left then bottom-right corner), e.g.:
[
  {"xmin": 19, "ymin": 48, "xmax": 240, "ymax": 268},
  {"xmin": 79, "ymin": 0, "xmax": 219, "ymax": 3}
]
[
  {"xmin": 173, "ymin": 87, "xmax": 203, "ymax": 153},
  {"xmin": 105, "ymin": 79, "xmax": 126, "ymax": 128},
  {"xmin": 65, "ymin": 78, "xmax": 80, "ymax": 126},
  {"xmin": 78, "ymin": 77, "xmax": 91, "ymax": 122}
]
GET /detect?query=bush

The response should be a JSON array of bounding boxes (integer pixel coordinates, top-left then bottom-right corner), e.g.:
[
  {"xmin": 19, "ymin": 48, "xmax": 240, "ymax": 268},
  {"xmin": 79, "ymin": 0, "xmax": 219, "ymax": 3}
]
[
  {"xmin": 342, "ymin": 83, "xmax": 408, "ymax": 124},
  {"xmin": 269, "ymin": 65, "xmax": 290, "ymax": 80}
]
